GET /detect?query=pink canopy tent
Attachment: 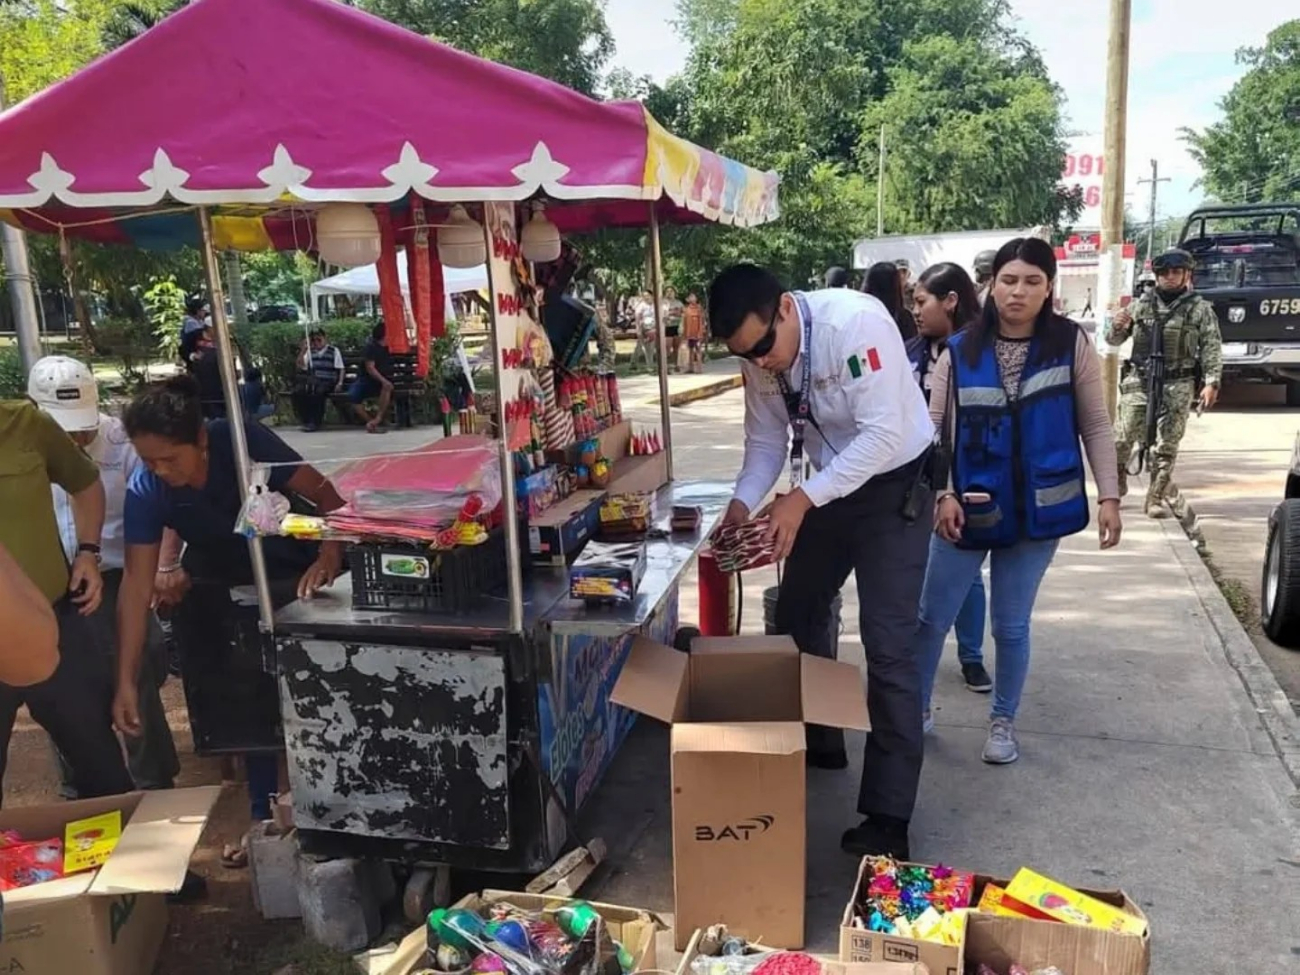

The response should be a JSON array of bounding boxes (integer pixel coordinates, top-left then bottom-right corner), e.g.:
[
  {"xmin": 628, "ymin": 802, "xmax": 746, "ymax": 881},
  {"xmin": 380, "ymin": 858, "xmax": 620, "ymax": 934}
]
[{"xmin": 0, "ymin": 0, "xmax": 779, "ymax": 247}]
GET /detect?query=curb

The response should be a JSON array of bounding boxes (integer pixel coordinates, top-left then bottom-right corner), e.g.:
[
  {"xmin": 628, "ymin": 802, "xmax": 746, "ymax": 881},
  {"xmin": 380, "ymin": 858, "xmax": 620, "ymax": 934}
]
[
  {"xmin": 1161, "ymin": 497, "xmax": 1300, "ymax": 789},
  {"xmin": 666, "ymin": 375, "xmax": 743, "ymax": 408}
]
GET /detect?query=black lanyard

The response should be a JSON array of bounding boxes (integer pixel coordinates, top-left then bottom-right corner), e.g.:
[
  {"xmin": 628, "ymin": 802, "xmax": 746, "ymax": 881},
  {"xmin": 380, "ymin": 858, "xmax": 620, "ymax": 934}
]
[{"xmin": 774, "ymin": 292, "xmax": 814, "ymax": 488}]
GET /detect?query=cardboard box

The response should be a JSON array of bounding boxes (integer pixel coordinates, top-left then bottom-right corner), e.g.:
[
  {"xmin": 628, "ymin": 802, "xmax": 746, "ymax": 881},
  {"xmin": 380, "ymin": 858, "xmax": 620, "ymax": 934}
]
[
  {"xmin": 607, "ymin": 452, "xmax": 668, "ymax": 494},
  {"xmin": 839, "ymin": 865, "xmax": 1150, "ymax": 975},
  {"xmin": 0, "ymin": 787, "xmax": 219, "ymax": 975},
  {"xmin": 611, "ymin": 635, "xmax": 870, "ymax": 950},
  {"xmin": 380, "ymin": 890, "xmax": 664, "ymax": 975},
  {"xmin": 963, "ymin": 889, "xmax": 1149, "ymax": 975},
  {"xmin": 529, "ymin": 489, "xmax": 604, "ymax": 564},
  {"xmin": 547, "ymin": 419, "xmax": 632, "ymax": 468},
  {"xmin": 674, "ymin": 927, "xmax": 929, "ymax": 975}
]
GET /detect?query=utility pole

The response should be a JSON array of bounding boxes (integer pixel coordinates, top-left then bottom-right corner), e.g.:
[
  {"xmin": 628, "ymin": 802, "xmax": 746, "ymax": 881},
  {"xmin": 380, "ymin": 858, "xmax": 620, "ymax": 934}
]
[
  {"xmin": 876, "ymin": 125, "xmax": 886, "ymax": 237},
  {"xmin": 0, "ymin": 80, "xmax": 43, "ymax": 372},
  {"xmin": 1138, "ymin": 159, "xmax": 1170, "ymax": 263},
  {"xmin": 1097, "ymin": 0, "xmax": 1132, "ymax": 424}
]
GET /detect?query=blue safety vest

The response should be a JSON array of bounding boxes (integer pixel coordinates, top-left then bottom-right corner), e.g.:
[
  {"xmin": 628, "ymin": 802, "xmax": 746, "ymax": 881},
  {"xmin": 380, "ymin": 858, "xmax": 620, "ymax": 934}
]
[{"xmin": 946, "ymin": 325, "xmax": 1090, "ymax": 548}]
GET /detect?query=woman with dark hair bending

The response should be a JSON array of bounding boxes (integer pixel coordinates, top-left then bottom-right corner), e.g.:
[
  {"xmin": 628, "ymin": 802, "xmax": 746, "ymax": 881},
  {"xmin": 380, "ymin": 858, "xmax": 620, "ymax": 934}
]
[
  {"xmin": 114, "ymin": 375, "xmax": 346, "ymax": 866},
  {"xmin": 863, "ymin": 261, "xmax": 917, "ymax": 340},
  {"xmin": 914, "ymin": 238, "xmax": 1122, "ymax": 765},
  {"xmin": 907, "ymin": 263, "xmax": 992, "ymax": 697}
]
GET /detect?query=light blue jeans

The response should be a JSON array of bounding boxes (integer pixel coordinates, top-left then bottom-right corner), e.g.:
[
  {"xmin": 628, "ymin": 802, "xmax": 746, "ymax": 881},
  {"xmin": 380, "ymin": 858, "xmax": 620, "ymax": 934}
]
[
  {"xmin": 915, "ymin": 535, "xmax": 1060, "ymax": 720},
  {"xmin": 954, "ymin": 575, "xmax": 986, "ymax": 666}
]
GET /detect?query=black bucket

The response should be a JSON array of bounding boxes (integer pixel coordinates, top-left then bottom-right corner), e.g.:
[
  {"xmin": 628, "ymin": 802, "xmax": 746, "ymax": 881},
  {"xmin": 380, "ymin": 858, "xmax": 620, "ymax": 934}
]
[{"xmin": 762, "ymin": 586, "xmax": 844, "ymax": 640}]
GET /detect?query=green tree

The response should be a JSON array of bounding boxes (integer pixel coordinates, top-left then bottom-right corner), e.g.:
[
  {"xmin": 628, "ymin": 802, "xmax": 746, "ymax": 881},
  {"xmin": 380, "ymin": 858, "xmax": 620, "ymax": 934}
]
[
  {"xmin": 665, "ymin": 0, "xmax": 1076, "ymax": 287},
  {"xmin": 1184, "ymin": 19, "xmax": 1300, "ymax": 204},
  {"xmin": 351, "ymin": 0, "xmax": 613, "ymax": 94}
]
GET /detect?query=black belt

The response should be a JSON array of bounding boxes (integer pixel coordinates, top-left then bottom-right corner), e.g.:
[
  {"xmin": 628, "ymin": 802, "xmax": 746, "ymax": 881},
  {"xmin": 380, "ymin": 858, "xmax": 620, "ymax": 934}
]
[{"xmin": 837, "ymin": 451, "xmax": 929, "ymax": 504}]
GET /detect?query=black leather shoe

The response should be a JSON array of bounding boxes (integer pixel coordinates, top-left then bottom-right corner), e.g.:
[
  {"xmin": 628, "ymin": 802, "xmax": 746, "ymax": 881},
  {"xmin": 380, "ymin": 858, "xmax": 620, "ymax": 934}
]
[
  {"xmin": 806, "ymin": 748, "xmax": 848, "ymax": 770},
  {"xmin": 962, "ymin": 662, "xmax": 993, "ymax": 693},
  {"xmin": 840, "ymin": 816, "xmax": 911, "ymax": 859}
]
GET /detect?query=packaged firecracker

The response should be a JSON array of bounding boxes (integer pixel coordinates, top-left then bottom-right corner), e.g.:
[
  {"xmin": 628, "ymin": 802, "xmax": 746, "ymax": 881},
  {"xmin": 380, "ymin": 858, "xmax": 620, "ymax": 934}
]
[
  {"xmin": 605, "ymin": 373, "xmax": 622, "ymax": 419},
  {"xmin": 1004, "ymin": 868, "xmax": 1147, "ymax": 936},
  {"xmin": 570, "ymin": 542, "xmax": 647, "ymax": 603},
  {"xmin": 0, "ymin": 831, "xmax": 64, "ymax": 890},
  {"xmin": 426, "ymin": 901, "xmax": 631, "ymax": 975}
]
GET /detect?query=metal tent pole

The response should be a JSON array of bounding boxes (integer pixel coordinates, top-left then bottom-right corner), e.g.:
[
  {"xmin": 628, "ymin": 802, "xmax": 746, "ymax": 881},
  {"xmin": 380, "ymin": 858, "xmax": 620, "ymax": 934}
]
[
  {"xmin": 648, "ymin": 206, "xmax": 673, "ymax": 481},
  {"xmin": 198, "ymin": 206, "xmax": 275, "ymax": 633},
  {"xmin": 482, "ymin": 214, "xmax": 524, "ymax": 634}
]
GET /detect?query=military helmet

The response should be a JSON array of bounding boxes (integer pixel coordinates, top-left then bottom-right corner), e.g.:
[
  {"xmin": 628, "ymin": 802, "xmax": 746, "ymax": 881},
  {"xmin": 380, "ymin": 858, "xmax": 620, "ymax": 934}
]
[
  {"xmin": 1151, "ymin": 247, "xmax": 1194, "ymax": 272},
  {"xmin": 973, "ymin": 250, "xmax": 997, "ymax": 276}
]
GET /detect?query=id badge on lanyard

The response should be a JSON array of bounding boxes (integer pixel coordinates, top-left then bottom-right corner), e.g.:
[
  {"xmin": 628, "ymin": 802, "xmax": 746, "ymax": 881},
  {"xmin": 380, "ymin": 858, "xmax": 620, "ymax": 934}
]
[{"xmin": 775, "ymin": 293, "xmax": 814, "ymax": 489}]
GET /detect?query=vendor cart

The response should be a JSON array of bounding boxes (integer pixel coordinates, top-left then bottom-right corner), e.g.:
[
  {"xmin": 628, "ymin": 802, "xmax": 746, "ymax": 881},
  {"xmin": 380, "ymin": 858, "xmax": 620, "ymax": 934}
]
[{"xmin": 0, "ymin": 0, "xmax": 779, "ymax": 918}]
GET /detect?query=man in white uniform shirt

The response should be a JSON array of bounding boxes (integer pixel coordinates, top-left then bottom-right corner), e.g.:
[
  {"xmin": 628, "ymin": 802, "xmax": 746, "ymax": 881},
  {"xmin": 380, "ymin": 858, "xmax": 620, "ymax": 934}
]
[
  {"xmin": 711, "ymin": 264, "xmax": 934, "ymax": 860},
  {"xmin": 29, "ymin": 356, "xmax": 180, "ymax": 798}
]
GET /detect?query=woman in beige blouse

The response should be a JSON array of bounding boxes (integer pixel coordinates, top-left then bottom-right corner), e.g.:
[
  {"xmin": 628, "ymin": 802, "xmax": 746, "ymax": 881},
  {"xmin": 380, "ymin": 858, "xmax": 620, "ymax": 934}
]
[{"xmin": 915, "ymin": 237, "xmax": 1122, "ymax": 765}]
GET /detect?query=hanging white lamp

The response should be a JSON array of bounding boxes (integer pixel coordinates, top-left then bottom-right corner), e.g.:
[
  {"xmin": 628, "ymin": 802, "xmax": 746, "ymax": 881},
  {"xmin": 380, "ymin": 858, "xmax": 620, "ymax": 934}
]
[
  {"xmin": 520, "ymin": 205, "xmax": 561, "ymax": 263},
  {"xmin": 437, "ymin": 205, "xmax": 487, "ymax": 269},
  {"xmin": 315, "ymin": 203, "xmax": 381, "ymax": 268}
]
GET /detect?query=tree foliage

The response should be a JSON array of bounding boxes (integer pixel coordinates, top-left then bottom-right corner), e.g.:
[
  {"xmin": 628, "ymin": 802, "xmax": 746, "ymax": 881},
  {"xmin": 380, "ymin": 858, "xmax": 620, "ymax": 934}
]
[
  {"xmin": 1184, "ymin": 20, "xmax": 1300, "ymax": 205},
  {"xmin": 351, "ymin": 0, "xmax": 613, "ymax": 94},
  {"xmin": 659, "ymin": 0, "xmax": 1076, "ymax": 288}
]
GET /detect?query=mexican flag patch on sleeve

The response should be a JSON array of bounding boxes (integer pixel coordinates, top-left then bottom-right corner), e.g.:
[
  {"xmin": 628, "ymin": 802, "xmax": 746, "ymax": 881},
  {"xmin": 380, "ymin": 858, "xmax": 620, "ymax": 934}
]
[{"xmin": 847, "ymin": 347, "xmax": 882, "ymax": 378}]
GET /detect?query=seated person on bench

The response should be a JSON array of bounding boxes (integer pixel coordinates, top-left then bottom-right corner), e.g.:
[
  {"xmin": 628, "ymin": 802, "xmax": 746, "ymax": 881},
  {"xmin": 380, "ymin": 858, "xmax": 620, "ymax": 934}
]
[
  {"xmin": 292, "ymin": 329, "xmax": 344, "ymax": 431},
  {"xmin": 348, "ymin": 322, "xmax": 395, "ymax": 434}
]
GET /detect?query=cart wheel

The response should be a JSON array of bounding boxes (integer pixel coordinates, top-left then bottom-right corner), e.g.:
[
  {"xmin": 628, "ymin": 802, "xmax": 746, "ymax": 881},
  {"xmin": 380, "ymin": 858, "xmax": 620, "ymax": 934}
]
[
  {"xmin": 673, "ymin": 626, "xmax": 701, "ymax": 652},
  {"xmin": 403, "ymin": 865, "xmax": 453, "ymax": 923}
]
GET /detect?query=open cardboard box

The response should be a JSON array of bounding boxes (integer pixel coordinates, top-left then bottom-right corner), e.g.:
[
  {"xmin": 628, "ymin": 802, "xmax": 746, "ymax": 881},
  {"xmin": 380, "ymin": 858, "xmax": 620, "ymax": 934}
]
[
  {"xmin": 674, "ymin": 927, "xmax": 929, "ymax": 975},
  {"xmin": 0, "ymin": 787, "xmax": 220, "ymax": 975},
  {"xmin": 368, "ymin": 890, "xmax": 665, "ymax": 975},
  {"xmin": 611, "ymin": 634, "xmax": 870, "ymax": 950},
  {"xmin": 839, "ymin": 861, "xmax": 1150, "ymax": 975}
]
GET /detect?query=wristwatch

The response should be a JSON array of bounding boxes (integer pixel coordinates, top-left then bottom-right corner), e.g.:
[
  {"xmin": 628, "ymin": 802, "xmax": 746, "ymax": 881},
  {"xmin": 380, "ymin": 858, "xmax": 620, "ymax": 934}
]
[{"xmin": 76, "ymin": 542, "xmax": 102, "ymax": 563}]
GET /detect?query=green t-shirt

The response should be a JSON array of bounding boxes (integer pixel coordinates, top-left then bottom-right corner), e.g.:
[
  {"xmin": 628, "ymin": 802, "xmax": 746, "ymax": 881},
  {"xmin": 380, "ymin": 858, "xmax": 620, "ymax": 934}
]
[{"xmin": 0, "ymin": 402, "xmax": 99, "ymax": 603}]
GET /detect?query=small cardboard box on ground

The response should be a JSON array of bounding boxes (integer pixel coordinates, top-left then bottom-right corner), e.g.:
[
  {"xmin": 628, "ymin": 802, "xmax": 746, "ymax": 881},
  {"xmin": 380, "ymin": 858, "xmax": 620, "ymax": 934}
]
[
  {"xmin": 962, "ymin": 886, "xmax": 1150, "ymax": 975},
  {"xmin": 0, "ymin": 786, "xmax": 219, "ymax": 975},
  {"xmin": 839, "ymin": 861, "xmax": 1150, "ymax": 975},
  {"xmin": 375, "ymin": 890, "xmax": 664, "ymax": 975},
  {"xmin": 611, "ymin": 634, "xmax": 870, "ymax": 951}
]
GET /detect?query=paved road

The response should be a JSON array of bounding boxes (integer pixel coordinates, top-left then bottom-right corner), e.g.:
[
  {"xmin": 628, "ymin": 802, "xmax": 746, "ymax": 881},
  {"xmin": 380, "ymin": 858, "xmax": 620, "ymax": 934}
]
[
  {"xmin": 1171, "ymin": 382, "xmax": 1300, "ymax": 712},
  {"xmin": 592, "ymin": 388, "xmax": 1300, "ymax": 973}
]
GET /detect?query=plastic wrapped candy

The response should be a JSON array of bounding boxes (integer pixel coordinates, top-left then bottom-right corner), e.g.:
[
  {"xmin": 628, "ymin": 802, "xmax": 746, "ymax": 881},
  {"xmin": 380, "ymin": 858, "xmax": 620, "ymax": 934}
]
[
  {"xmin": 434, "ymin": 944, "xmax": 471, "ymax": 972},
  {"xmin": 235, "ymin": 467, "xmax": 290, "ymax": 538}
]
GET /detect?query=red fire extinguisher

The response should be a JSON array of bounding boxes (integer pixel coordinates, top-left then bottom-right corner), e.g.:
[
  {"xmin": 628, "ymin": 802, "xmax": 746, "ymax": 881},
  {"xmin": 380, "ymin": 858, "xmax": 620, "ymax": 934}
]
[{"xmin": 697, "ymin": 550, "xmax": 736, "ymax": 637}]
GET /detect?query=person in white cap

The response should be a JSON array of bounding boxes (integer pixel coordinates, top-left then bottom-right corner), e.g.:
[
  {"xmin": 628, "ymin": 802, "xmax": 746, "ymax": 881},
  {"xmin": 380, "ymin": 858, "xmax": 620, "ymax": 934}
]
[
  {"xmin": 0, "ymin": 372, "xmax": 129, "ymax": 801},
  {"xmin": 28, "ymin": 356, "xmax": 180, "ymax": 797}
]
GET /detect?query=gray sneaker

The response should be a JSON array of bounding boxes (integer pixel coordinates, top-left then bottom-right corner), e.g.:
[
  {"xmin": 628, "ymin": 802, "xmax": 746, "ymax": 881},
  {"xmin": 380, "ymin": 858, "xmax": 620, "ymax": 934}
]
[{"xmin": 982, "ymin": 717, "xmax": 1019, "ymax": 764}]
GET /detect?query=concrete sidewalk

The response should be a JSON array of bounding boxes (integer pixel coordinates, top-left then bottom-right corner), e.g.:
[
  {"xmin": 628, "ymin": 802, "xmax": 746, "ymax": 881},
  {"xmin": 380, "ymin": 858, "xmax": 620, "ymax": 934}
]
[{"xmin": 581, "ymin": 389, "xmax": 1300, "ymax": 975}]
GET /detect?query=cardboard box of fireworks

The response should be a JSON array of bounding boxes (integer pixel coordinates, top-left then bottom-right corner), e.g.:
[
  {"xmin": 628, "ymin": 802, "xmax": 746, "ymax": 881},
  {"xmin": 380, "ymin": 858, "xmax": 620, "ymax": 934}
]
[
  {"xmin": 382, "ymin": 889, "xmax": 665, "ymax": 975},
  {"xmin": 610, "ymin": 634, "xmax": 871, "ymax": 951},
  {"xmin": 675, "ymin": 926, "xmax": 930, "ymax": 975},
  {"xmin": 528, "ymin": 489, "xmax": 605, "ymax": 565},
  {"xmin": 0, "ymin": 786, "xmax": 219, "ymax": 975},
  {"xmin": 839, "ymin": 860, "xmax": 1149, "ymax": 975}
]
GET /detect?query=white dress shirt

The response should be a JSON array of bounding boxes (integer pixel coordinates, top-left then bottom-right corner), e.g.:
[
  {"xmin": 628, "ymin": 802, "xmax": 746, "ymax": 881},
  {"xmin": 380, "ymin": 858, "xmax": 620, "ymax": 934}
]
[
  {"xmin": 52, "ymin": 414, "xmax": 140, "ymax": 572},
  {"xmin": 733, "ymin": 289, "xmax": 935, "ymax": 511}
]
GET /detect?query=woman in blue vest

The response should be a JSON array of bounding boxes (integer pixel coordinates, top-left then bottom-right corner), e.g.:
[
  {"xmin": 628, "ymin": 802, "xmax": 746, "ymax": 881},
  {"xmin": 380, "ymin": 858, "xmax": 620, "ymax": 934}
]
[
  {"xmin": 916, "ymin": 238, "xmax": 1122, "ymax": 764},
  {"xmin": 907, "ymin": 263, "xmax": 993, "ymax": 697}
]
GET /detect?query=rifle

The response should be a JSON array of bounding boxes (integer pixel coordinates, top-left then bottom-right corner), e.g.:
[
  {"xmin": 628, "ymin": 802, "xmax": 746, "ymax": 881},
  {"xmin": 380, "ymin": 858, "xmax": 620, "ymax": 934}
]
[{"xmin": 1127, "ymin": 303, "xmax": 1176, "ymax": 476}]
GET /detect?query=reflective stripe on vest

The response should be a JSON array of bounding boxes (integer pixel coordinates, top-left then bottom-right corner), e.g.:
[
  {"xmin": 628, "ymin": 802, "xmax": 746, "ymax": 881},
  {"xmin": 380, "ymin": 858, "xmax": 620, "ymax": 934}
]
[{"xmin": 947, "ymin": 327, "xmax": 1090, "ymax": 549}]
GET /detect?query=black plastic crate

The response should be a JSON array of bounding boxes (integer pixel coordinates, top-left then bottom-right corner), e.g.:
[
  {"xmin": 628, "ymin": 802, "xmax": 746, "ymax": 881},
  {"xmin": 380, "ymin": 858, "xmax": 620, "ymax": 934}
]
[{"xmin": 350, "ymin": 528, "xmax": 507, "ymax": 613}]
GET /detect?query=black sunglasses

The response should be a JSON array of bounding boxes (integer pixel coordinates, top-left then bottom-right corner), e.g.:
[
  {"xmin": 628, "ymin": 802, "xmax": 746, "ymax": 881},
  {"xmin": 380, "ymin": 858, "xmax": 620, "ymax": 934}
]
[{"xmin": 736, "ymin": 303, "xmax": 781, "ymax": 360}]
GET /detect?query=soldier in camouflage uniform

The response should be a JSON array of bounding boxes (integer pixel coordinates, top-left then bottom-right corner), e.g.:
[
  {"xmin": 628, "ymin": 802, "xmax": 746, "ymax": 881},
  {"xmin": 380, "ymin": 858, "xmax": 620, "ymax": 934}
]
[{"xmin": 1105, "ymin": 247, "xmax": 1222, "ymax": 518}]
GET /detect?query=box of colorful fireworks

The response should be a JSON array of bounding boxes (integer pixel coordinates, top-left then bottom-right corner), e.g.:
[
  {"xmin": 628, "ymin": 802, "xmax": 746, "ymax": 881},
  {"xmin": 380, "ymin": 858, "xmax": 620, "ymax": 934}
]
[
  {"xmin": 678, "ymin": 925, "xmax": 928, "ymax": 975},
  {"xmin": 839, "ymin": 857, "xmax": 973, "ymax": 975},
  {"xmin": 962, "ymin": 869, "xmax": 1149, "ymax": 975},
  {"xmin": 569, "ymin": 540, "xmax": 647, "ymax": 603},
  {"xmin": 399, "ymin": 891, "xmax": 665, "ymax": 975}
]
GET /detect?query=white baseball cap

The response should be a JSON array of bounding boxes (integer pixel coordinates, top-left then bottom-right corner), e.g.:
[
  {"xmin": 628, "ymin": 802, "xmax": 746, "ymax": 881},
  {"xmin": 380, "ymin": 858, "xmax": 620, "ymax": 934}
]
[{"xmin": 27, "ymin": 355, "xmax": 100, "ymax": 432}]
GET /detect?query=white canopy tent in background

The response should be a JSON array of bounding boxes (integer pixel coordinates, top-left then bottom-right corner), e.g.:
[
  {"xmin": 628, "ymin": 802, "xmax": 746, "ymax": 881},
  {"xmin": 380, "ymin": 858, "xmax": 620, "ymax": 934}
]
[
  {"xmin": 852, "ymin": 227, "xmax": 1050, "ymax": 277},
  {"xmin": 309, "ymin": 257, "xmax": 489, "ymax": 378}
]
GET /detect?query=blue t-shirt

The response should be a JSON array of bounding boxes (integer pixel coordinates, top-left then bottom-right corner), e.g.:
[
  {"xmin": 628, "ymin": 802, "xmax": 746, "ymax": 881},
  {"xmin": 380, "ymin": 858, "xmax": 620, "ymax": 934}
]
[{"xmin": 124, "ymin": 419, "xmax": 301, "ymax": 548}]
